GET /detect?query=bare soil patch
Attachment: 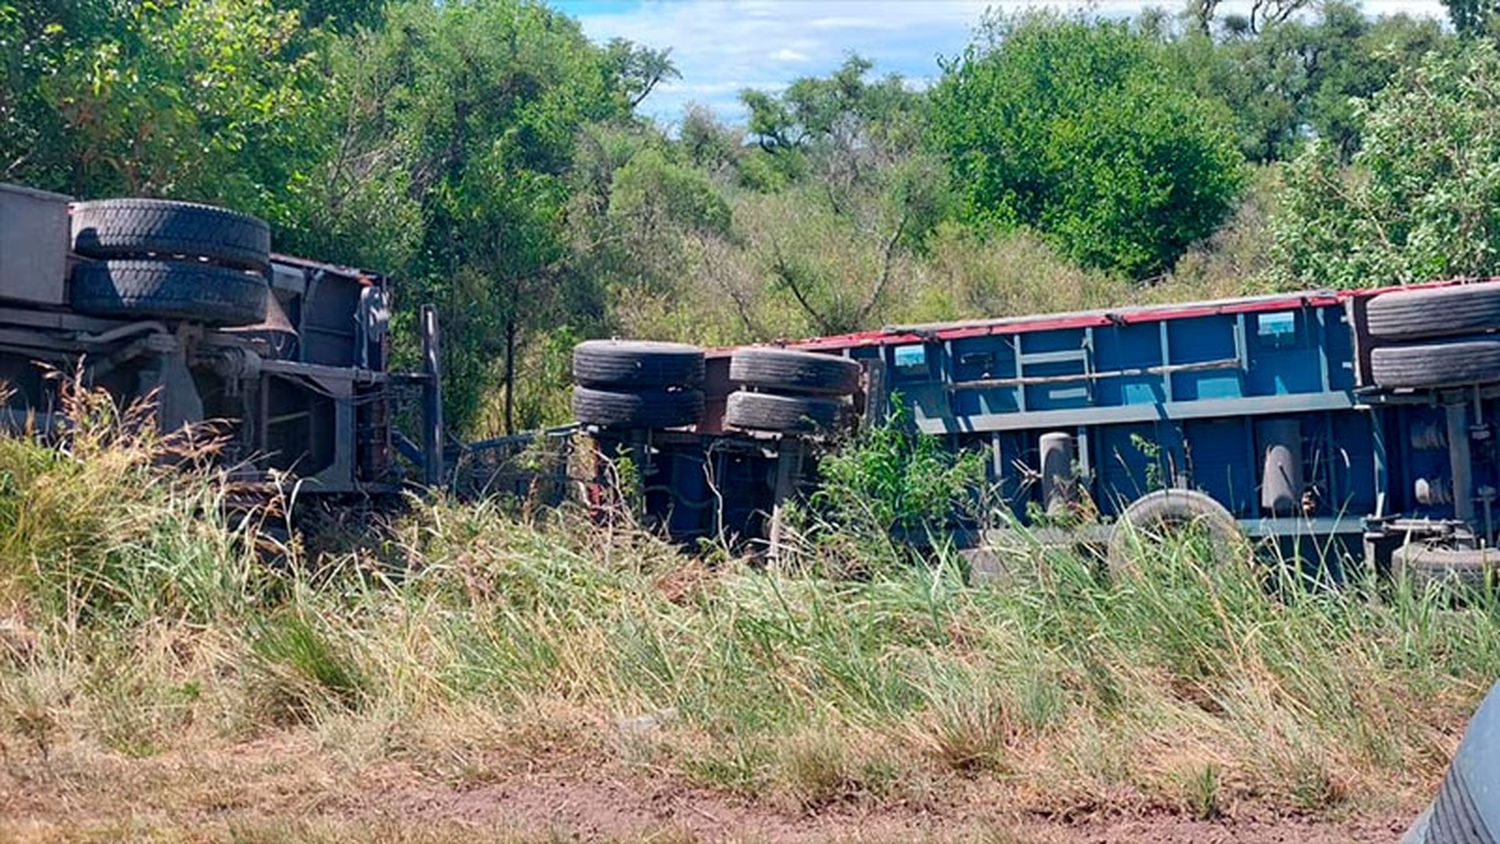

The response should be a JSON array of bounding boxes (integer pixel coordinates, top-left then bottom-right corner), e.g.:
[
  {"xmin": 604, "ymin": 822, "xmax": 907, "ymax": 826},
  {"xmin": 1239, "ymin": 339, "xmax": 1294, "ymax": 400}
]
[{"xmin": 0, "ymin": 731, "xmax": 1418, "ymax": 843}]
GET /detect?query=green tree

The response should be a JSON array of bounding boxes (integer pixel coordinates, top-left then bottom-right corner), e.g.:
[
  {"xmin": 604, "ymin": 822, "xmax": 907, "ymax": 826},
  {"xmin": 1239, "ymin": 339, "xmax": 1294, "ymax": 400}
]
[
  {"xmin": 1444, "ymin": 0, "xmax": 1500, "ymax": 38},
  {"xmin": 929, "ymin": 13, "xmax": 1245, "ymax": 278},
  {"xmin": 1182, "ymin": 3, "xmax": 1451, "ymax": 163},
  {"xmin": 677, "ymin": 103, "xmax": 741, "ymax": 176},
  {"xmin": 1271, "ymin": 44, "xmax": 1500, "ymax": 288},
  {"xmin": 728, "ymin": 58, "xmax": 950, "ymax": 333},
  {"xmin": 740, "ymin": 55, "xmax": 924, "ymax": 197},
  {"xmin": 309, "ymin": 0, "xmax": 651, "ymax": 434},
  {"xmin": 1, "ymin": 0, "xmax": 330, "ymax": 225}
]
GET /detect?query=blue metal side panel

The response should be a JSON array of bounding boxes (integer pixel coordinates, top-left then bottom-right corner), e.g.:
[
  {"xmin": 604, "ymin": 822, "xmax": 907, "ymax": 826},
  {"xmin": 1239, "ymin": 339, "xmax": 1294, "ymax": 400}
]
[
  {"xmin": 1024, "ymin": 361, "xmax": 1090, "ymax": 411},
  {"xmin": 907, "ymin": 388, "xmax": 951, "ymax": 429},
  {"xmin": 890, "ymin": 341, "xmax": 949, "ymax": 427},
  {"xmin": 1019, "ymin": 329, "xmax": 1090, "ymax": 412},
  {"xmin": 1185, "ymin": 418, "xmax": 1253, "ymax": 517},
  {"xmin": 1323, "ymin": 307, "xmax": 1357, "ymax": 391},
  {"xmin": 1022, "ymin": 327, "xmax": 1087, "ymax": 354},
  {"xmin": 1320, "ymin": 410, "xmax": 1376, "ymax": 518},
  {"xmin": 1095, "ymin": 423, "xmax": 1159, "ymax": 515},
  {"xmin": 949, "ymin": 336, "xmax": 1019, "ymax": 419},
  {"xmin": 1168, "ymin": 317, "xmax": 1241, "ymax": 401},
  {"xmin": 1094, "ymin": 322, "xmax": 1166, "ymax": 407},
  {"xmin": 1401, "ymin": 405, "xmax": 1456, "ymax": 520},
  {"xmin": 993, "ymin": 430, "xmax": 1033, "ymax": 516},
  {"xmin": 1245, "ymin": 310, "xmax": 1323, "ymax": 396}
]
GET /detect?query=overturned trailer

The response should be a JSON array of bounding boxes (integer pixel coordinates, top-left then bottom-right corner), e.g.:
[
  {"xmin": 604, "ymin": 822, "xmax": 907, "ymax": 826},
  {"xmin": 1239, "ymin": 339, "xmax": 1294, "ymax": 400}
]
[
  {"xmin": 571, "ymin": 279, "xmax": 1500, "ymax": 584},
  {"xmin": 0, "ymin": 183, "xmax": 443, "ymax": 498}
]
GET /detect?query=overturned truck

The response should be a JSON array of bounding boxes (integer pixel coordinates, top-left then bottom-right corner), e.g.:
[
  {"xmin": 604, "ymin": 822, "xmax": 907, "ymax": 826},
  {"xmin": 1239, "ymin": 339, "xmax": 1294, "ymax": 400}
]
[
  {"xmin": 0, "ymin": 183, "xmax": 443, "ymax": 498},
  {"xmin": 572, "ymin": 279, "xmax": 1500, "ymax": 584}
]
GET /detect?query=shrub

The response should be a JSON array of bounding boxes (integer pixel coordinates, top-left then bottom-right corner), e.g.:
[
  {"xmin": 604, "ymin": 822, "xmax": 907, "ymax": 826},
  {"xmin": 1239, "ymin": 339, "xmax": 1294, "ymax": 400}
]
[
  {"xmin": 1271, "ymin": 44, "xmax": 1500, "ymax": 288},
  {"xmin": 795, "ymin": 405, "xmax": 986, "ymax": 571},
  {"xmin": 929, "ymin": 12, "xmax": 1246, "ymax": 279}
]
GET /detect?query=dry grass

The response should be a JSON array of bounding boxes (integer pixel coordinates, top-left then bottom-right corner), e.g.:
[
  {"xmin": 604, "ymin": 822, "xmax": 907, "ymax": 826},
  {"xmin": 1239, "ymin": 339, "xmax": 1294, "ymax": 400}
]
[{"xmin": 0, "ymin": 384, "xmax": 1489, "ymax": 840}]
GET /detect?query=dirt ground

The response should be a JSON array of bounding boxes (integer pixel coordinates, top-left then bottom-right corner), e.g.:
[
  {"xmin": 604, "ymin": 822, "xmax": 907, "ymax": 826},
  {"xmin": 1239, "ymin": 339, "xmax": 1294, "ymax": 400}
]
[{"xmin": 0, "ymin": 733, "xmax": 1420, "ymax": 843}]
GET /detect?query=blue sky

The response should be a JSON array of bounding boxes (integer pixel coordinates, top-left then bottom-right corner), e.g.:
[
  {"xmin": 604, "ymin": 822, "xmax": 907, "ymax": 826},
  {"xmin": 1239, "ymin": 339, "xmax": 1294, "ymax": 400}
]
[{"xmin": 548, "ymin": 0, "xmax": 1447, "ymax": 128}]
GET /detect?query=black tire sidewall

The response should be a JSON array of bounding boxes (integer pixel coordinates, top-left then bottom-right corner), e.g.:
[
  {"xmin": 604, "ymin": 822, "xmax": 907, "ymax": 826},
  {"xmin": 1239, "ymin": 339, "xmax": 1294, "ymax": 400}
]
[
  {"xmin": 729, "ymin": 348, "xmax": 860, "ymax": 396},
  {"xmin": 71, "ymin": 198, "xmax": 271, "ymax": 272},
  {"xmin": 1367, "ymin": 282, "xmax": 1500, "ymax": 342},
  {"xmin": 1107, "ymin": 489, "xmax": 1246, "ymax": 576},
  {"xmin": 724, "ymin": 390, "xmax": 842, "ymax": 433},
  {"xmin": 1370, "ymin": 340, "xmax": 1500, "ymax": 389},
  {"xmin": 70, "ymin": 259, "xmax": 268, "ymax": 326},
  {"xmin": 572, "ymin": 340, "xmax": 705, "ymax": 389},
  {"xmin": 571, "ymin": 385, "xmax": 704, "ymax": 429}
]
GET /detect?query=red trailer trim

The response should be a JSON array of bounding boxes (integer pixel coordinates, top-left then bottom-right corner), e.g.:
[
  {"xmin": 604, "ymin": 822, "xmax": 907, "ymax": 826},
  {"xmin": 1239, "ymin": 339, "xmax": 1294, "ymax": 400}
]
[{"xmin": 703, "ymin": 278, "xmax": 1491, "ymax": 358}]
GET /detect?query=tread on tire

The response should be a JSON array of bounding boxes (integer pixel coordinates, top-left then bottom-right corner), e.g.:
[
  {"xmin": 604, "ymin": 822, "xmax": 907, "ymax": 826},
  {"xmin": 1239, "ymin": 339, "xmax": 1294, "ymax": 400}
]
[
  {"xmin": 729, "ymin": 347, "xmax": 860, "ymax": 396},
  {"xmin": 71, "ymin": 198, "xmax": 272, "ymax": 272},
  {"xmin": 70, "ymin": 259, "xmax": 269, "ymax": 326}
]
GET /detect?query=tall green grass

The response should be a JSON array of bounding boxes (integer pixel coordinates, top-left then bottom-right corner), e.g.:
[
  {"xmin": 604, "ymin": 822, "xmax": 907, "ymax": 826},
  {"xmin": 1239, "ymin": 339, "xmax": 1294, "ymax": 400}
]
[{"xmin": 1, "ymin": 385, "xmax": 1495, "ymax": 818}]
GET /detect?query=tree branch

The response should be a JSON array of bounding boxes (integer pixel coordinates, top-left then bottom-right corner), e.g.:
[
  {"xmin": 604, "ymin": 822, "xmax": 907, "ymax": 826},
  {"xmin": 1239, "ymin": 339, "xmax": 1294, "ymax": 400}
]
[
  {"xmin": 696, "ymin": 231, "xmax": 764, "ymax": 337},
  {"xmin": 855, "ymin": 206, "xmax": 910, "ymax": 325},
  {"xmin": 768, "ymin": 234, "xmax": 836, "ymax": 336}
]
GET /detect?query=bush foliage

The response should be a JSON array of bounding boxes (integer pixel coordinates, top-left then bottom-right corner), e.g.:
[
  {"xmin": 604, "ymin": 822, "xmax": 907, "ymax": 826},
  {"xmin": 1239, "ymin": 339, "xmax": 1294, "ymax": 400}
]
[
  {"xmin": 929, "ymin": 14, "xmax": 1246, "ymax": 278},
  {"xmin": 1272, "ymin": 43, "xmax": 1500, "ymax": 287},
  {"xmin": 1, "ymin": 1, "xmax": 1495, "ymax": 431}
]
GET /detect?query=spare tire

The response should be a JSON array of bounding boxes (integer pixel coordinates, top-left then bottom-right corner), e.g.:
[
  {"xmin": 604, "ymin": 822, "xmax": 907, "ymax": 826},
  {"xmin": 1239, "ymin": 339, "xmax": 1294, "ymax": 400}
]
[
  {"xmin": 729, "ymin": 347, "xmax": 860, "ymax": 395},
  {"xmin": 1368, "ymin": 282, "xmax": 1500, "ymax": 341},
  {"xmin": 71, "ymin": 259, "xmax": 269, "ymax": 326},
  {"xmin": 572, "ymin": 340, "xmax": 704, "ymax": 389},
  {"xmin": 724, "ymin": 391, "xmax": 842, "ymax": 433},
  {"xmin": 572, "ymin": 386, "xmax": 704, "ymax": 429},
  {"xmin": 1392, "ymin": 545, "xmax": 1500, "ymax": 591},
  {"xmin": 1107, "ymin": 488, "xmax": 1247, "ymax": 577},
  {"xmin": 1370, "ymin": 341, "xmax": 1500, "ymax": 389},
  {"xmin": 71, "ymin": 198, "xmax": 271, "ymax": 272}
]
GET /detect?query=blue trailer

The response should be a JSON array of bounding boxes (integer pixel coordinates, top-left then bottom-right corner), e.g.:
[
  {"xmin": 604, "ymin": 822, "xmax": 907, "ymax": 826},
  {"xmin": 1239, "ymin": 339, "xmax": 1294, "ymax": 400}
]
[{"xmin": 570, "ymin": 280, "xmax": 1500, "ymax": 582}]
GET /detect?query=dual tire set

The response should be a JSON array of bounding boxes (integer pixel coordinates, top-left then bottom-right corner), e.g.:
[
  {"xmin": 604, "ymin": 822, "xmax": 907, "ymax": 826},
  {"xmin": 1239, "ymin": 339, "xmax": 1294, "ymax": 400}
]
[
  {"xmin": 1366, "ymin": 281, "xmax": 1500, "ymax": 389},
  {"xmin": 723, "ymin": 348, "xmax": 860, "ymax": 434},
  {"xmin": 571, "ymin": 342, "xmax": 861, "ymax": 435},
  {"xmin": 1365, "ymin": 282, "xmax": 1500, "ymax": 590},
  {"xmin": 68, "ymin": 198, "xmax": 271, "ymax": 326},
  {"xmin": 571, "ymin": 341, "xmax": 707, "ymax": 429}
]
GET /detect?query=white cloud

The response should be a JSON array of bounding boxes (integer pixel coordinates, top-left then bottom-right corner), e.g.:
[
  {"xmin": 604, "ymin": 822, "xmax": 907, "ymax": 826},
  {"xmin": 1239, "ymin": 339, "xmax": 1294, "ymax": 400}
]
[{"xmin": 558, "ymin": 0, "xmax": 1450, "ymax": 125}]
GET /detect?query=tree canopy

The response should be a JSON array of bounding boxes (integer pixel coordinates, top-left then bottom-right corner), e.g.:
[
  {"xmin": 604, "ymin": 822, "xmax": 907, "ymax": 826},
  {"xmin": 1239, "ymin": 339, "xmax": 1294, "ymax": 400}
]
[
  {"xmin": 929, "ymin": 14, "xmax": 1246, "ymax": 279},
  {"xmin": 1, "ymin": 0, "xmax": 1494, "ymax": 431},
  {"xmin": 1271, "ymin": 44, "xmax": 1500, "ymax": 288}
]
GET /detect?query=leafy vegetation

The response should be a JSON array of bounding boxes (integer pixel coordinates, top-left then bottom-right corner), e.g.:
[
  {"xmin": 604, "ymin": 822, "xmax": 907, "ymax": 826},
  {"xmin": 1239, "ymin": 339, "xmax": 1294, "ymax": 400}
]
[
  {"xmin": 1, "ymin": 0, "xmax": 1497, "ymax": 430},
  {"xmin": 794, "ymin": 404, "xmax": 986, "ymax": 573},
  {"xmin": 930, "ymin": 14, "xmax": 1245, "ymax": 278},
  {"xmin": 1, "ymin": 391, "xmax": 1496, "ymax": 837},
  {"xmin": 1272, "ymin": 43, "xmax": 1500, "ymax": 287}
]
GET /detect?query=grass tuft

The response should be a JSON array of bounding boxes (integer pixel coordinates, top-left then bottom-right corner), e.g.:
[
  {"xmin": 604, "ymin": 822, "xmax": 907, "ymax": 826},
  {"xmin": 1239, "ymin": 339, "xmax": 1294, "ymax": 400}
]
[{"xmin": 0, "ymin": 383, "xmax": 1495, "ymax": 835}]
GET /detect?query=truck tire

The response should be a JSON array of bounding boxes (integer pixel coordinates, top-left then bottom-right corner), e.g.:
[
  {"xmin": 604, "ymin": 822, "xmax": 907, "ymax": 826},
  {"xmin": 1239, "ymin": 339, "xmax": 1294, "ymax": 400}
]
[
  {"xmin": 1107, "ymin": 488, "xmax": 1246, "ymax": 577},
  {"xmin": 71, "ymin": 198, "xmax": 271, "ymax": 272},
  {"xmin": 729, "ymin": 348, "xmax": 860, "ymax": 396},
  {"xmin": 1392, "ymin": 545, "xmax": 1500, "ymax": 591},
  {"xmin": 71, "ymin": 259, "xmax": 269, "ymax": 326},
  {"xmin": 572, "ymin": 386, "xmax": 704, "ymax": 429},
  {"xmin": 724, "ymin": 391, "xmax": 842, "ymax": 433},
  {"xmin": 1370, "ymin": 341, "xmax": 1500, "ymax": 389},
  {"xmin": 572, "ymin": 340, "xmax": 704, "ymax": 389},
  {"xmin": 1402, "ymin": 681, "xmax": 1500, "ymax": 844},
  {"xmin": 1368, "ymin": 282, "xmax": 1500, "ymax": 341}
]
